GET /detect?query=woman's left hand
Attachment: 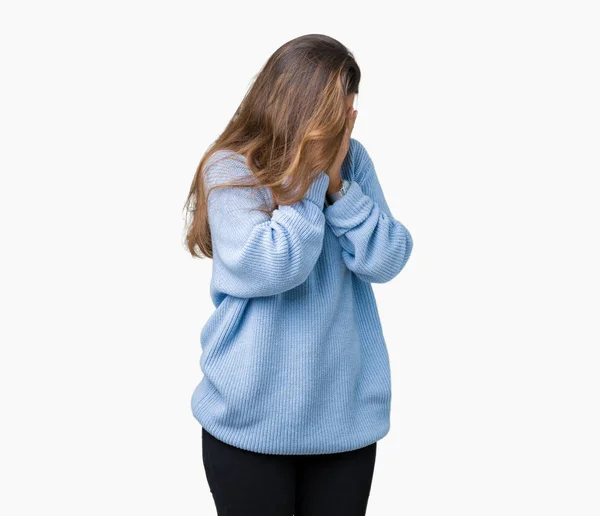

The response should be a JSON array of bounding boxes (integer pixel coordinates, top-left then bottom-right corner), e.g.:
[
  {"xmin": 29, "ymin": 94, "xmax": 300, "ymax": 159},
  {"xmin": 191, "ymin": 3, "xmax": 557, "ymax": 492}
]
[{"xmin": 326, "ymin": 106, "xmax": 357, "ymax": 194}]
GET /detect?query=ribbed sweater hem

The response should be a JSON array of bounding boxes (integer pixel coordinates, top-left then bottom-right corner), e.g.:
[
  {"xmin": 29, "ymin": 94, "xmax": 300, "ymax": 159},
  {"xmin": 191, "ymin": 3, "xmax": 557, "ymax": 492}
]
[{"xmin": 192, "ymin": 401, "xmax": 390, "ymax": 455}]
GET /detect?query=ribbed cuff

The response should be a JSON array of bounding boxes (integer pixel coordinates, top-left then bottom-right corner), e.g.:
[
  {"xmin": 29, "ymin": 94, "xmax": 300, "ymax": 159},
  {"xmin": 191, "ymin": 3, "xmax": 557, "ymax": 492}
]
[{"xmin": 303, "ymin": 170, "xmax": 330, "ymax": 207}]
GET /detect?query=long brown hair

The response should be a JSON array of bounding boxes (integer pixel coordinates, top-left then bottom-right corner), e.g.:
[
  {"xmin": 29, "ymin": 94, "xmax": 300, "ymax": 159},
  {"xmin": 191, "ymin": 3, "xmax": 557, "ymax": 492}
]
[{"xmin": 183, "ymin": 34, "xmax": 361, "ymax": 259}]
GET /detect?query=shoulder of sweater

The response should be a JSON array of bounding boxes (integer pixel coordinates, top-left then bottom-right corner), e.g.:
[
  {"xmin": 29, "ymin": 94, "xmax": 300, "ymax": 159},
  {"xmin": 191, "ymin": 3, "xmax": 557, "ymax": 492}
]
[
  {"xmin": 348, "ymin": 137, "xmax": 374, "ymax": 184},
  {"xmin": 203, "ymin": 149, "xmax": 254, "ymax": 188}
]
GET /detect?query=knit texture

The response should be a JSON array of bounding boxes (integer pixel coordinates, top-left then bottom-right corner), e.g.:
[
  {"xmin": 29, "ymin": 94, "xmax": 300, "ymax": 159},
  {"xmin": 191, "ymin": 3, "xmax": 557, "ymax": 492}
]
[{"xmin": 190, "ymin": 138, "xmax": 413, "ymax": 454}]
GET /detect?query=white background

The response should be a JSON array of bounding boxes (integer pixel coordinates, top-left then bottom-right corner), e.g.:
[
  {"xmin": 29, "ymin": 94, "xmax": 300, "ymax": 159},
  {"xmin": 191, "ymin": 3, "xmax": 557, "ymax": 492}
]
[{"xmin": 1, "ymin": 1, "xmax": 599, "ymax": 514}]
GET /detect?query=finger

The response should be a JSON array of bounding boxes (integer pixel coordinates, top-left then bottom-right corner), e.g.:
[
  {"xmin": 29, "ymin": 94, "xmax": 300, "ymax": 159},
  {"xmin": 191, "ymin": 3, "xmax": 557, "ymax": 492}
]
[
  {"xmin": 343, "ymin": 107, "xmax": 354, "ymax": 142},
  {"xmin": 348, "ymin": 109, "xmax": 357, "ymax": 133}
]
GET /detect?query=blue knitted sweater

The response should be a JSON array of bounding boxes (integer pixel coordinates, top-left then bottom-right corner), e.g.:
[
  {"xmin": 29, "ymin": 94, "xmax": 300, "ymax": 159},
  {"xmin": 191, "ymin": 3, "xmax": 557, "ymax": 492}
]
[{"xmin": 190, "ymin": 138, "xmax": 413, "ymax": 455}]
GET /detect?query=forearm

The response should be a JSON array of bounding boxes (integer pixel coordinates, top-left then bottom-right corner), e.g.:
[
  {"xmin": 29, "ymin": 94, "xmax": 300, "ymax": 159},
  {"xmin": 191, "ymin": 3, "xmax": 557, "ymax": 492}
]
[{"xmin": 210, "ymin": 171, "xmax": 331, "ymax": 297}]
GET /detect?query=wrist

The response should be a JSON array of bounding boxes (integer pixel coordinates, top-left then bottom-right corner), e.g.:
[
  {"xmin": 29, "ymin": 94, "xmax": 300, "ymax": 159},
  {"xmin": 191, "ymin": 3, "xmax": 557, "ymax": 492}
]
[
  {"xmin": 325, "ymin": 178, "xmax": 350, "ymax": 205},
  {"xmin": 326, "ymin": 176, "xmax": 343, "ymax": 195}
]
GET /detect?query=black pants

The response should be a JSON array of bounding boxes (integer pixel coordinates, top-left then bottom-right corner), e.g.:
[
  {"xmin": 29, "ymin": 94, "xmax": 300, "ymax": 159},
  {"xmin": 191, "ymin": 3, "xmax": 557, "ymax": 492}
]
[{"xmin": 202, "ymin": 427, "xmax": 377, "ymax": 516}]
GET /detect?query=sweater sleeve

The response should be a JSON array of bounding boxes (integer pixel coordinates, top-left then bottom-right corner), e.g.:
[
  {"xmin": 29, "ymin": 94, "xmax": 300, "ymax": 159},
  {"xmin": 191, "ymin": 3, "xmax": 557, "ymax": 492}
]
[
  {"xmin": 323, "ymin": 141, "xmax": 413, "ymax": 283},
  {"xmin": 206, "ymin": 154, "xmax": 330, "ymax": 298}
]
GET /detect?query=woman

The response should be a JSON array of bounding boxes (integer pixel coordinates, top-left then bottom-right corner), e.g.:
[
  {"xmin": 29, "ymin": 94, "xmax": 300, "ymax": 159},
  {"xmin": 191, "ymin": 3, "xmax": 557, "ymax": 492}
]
[{"xmin": 183, "ymin": 34, "xmax": 413, "ymax": 516}]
